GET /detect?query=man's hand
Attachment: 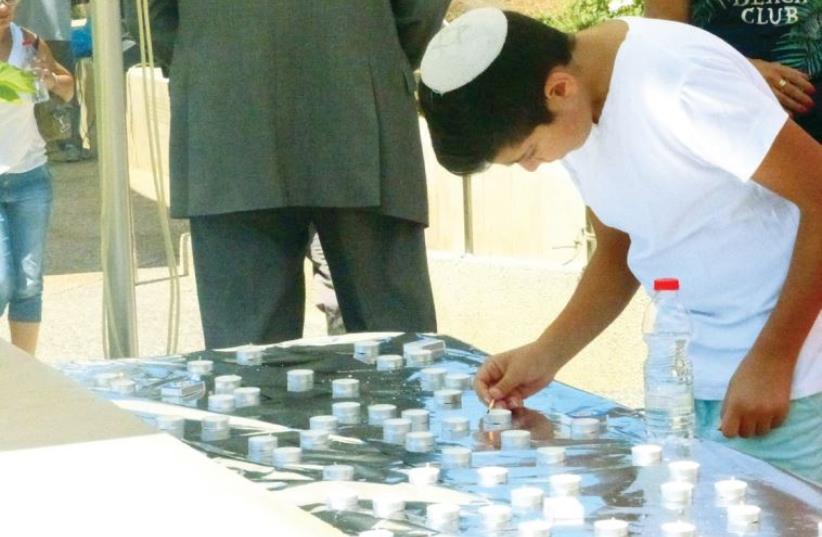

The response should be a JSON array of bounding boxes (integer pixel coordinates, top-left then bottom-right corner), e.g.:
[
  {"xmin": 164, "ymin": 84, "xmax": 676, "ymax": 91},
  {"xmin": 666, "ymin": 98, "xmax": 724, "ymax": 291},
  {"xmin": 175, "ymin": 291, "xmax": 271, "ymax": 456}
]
[
  {"xmin": 750, "ymin": 59, "xmax": 815, "ymax": 117},
  {"xmin": 720, "ymin": 348, "xmax": 795, "ymax": 438},
  {"xmin": 474, "ymin": 341, "xmax": 560, "ymax": 409}
]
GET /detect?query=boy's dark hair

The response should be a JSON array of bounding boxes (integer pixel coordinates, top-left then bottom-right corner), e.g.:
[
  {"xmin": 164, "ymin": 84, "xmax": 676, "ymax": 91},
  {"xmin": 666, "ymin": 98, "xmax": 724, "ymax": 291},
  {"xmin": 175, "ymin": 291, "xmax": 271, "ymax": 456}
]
[{"xmin": 420, "ymin": 11, "xmax": 573, "ymax": 174}]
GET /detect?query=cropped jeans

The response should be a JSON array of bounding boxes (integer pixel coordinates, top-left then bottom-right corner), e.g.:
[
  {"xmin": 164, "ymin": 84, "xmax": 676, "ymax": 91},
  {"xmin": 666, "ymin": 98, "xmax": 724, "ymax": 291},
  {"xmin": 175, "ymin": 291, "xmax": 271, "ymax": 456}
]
[{"xmin": 0, "ymin": 165, "xmax": 53, "ymax": 322}]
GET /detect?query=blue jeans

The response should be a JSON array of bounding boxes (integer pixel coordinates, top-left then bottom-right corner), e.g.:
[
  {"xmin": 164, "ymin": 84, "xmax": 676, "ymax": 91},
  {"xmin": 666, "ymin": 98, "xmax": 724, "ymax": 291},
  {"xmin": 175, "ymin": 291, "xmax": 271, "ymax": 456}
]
[{"xmin": 0, "ymin": 165, "xmax": 53, "ymax": 322}]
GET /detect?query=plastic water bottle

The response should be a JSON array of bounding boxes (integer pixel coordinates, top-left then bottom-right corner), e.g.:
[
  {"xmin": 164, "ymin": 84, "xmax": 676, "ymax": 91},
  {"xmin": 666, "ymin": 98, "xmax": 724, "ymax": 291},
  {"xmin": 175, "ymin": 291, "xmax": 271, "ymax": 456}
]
[
  {"xmin": 22, "ymin": 41, "xmax": 51, "ymax": 104},
  {"xmin": 642, "ymin": 278, "xmax": 695, "ymax": 454}
]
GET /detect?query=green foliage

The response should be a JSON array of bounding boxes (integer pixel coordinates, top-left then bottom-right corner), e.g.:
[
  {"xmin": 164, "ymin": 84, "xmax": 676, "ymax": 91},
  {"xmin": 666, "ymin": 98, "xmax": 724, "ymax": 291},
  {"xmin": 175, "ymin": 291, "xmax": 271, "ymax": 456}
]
[
  {"xmin": 539, "ymin": 0, "xmax": 645, "ymax": 33},
  {"xmin": 0, "ymin": 62, "xmax": 36, "ymax": 103}
]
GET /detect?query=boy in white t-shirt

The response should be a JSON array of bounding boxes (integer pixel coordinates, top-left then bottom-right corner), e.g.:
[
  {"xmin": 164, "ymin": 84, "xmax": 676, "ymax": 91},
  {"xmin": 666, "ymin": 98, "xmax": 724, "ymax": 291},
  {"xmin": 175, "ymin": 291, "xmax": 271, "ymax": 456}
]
[{"xmin": 419, "ymin": 9, "xmax": 821, "ymax": 481}]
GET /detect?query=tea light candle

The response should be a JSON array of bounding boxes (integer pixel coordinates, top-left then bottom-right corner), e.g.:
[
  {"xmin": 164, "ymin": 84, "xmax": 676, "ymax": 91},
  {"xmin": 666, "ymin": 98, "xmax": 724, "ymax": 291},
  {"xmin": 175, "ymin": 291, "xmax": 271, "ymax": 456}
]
[
  {"xmin": 714, "ymin": 478, "xmax": 747, "ymax": 502},
  {"xmin": 434, "ymin": 388, "xmax": 462, "ymax": 408},
  {"xmin": 407, "ymin": 466, "xmax": 440, "ymax": 486},
  {"xmin": 444, "ymin": 372, "xmax": 472, "ymax": 391},
  {"xmin": 501, "ymin": 429, "xmax": 531, "ymax": 450},
  {"xmin": 401, "ymin": 408, "xmax": 430, "ymax": 431},
  {"xmin": 571, "ymin": 417, "xmax": 600, "ymax": 439},
  {"xmin": 326, "ymin": 487, "xmax": 358, "ymax": 511},
  {"xmin": 405, "ymin": 431, "xmax": 435, "ymax": 453},
  {"xmin": 518, "ymin": 520, "xmax": 552, "ymax": 537},
  {"xmin": 287, "ymin": 369, "xmax": 314, "ymax": 392},
  {"xmin": 300, "ymin": 429, "xmax": 330, "ymax": 450},
  {"xmin": 441, "ymin": 416, "xmax": 470, "ymax": 439},
  {"xmin": 420, "ymin": 367, "xmax": 447, "ymax": 391},
  {"xmin": 510, "ymin": 486, "xmax": 544, "ymax": 512},
  {"xmin": 208, "ymin": 393, "xmax": 235, "ymax": 412},
  {"xmin": 368, "ymin": 403, "xmax": 398, "ymax": 425},
  {"xmin": 661, "ymin": 521, "xmax": 696, "ymax": 537},
  {"xmin": 214, "ymin": 374, "xmax": 242, "ymax": 394},
  {"xmin": 373, "ymin": 495, "xmax": 405, "ymax": 519},
  {"xmin": 479, "ymin": 504, "xmax": 512, "ymax": 529},
  {"xmin": 631, "ymin": 444, "xmax": 663, "ymax": 466},
  {"xmin": 426, "ymin": 503, "xmax": 460, "ymax": 532},
  {"xmin": 310, "ymin": 415, "xmax": 339, "ymax": 432},
  {"xmin": 660, "ymin": 481, "xmax": 694, "ymax": 504},
  {"xmin": 110, "ymin": 378, "xmax": 136, "ymax": 395},
  {"xmin": 155, "ymin": 415, "xmax": 184, "ymax": 439},
  {"xmin": 477, "ymin": 466, "xmax": 508, "ymax": 487},
  {"xmin": 441, "ymin": 446, "xmax": 472, "ymax": 468},
  {"xmin": 248, "ymin": 435, "xmax": 277, "ymax": 463},
  {"xmin": 273, "ymin": 446, "xmax": 302, "ymax": 468},
  {"xmin": 235, "ymin": 347, "xmax": 263, "ymax": 365},
  {"xmin": 377, "ymin": 354, "xmax": 403, "ymax": 371},
  {"xmin": 594, "ymin": 518, "xmax": 629, "ymax": 537},
  {"xmin": 323, "ymin": 464, "xmax": 355, "ymax": 481},
  {"xmin": 543, "ymin": 496, "xmax": 585, "ymax": 526},
  {"xmin": 484, "ymin": 408, "xmax": 512, "ymax": 430},
  {"xmin": 550, "ymin": 473, "xmax": 582, "ymax": 497},
  {"xmin": 201, "ymin": 415, "xmax": 230, "ymax": 441},
  {"xmin": 382, "ymin": 417, "xmax": 412, "ymax": 444},
  {"xmin": 727, "ymin": 504, "xmax": 761, "ymax": 526},
  {"xmin": 669, "ymin": 460, "xmax": 700, "ymax": 483},
  {"xmin": 187, "ymin": 359, "xmax": 213, "ymax": 376},
  {"xmin": 354, "ymin": 340, "xmax": 380, "ymax": 363},
  {"xmin": 331, "ymin": 378, "xmax": 359, "ymax": 399},
  {"xmin": 233, "ymin": 386, "xmax": 260, "ymax": 408},
  {"xmin": 405, "ymin": 348, "xmax": 434, "ymax": 367},
  {"xmin": 332, "ymin": 401, "xmax": 361, "ymax": 425},
  {"xmin": 537, "ymin": 446, "xmax": 566, "ymax": 465}
]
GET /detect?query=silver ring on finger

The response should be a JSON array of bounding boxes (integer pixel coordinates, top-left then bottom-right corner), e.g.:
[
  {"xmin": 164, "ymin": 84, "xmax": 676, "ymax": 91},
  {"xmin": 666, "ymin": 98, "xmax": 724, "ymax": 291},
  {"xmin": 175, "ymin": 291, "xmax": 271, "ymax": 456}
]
[{"xmin": 778, "ymin": 78, "xmax": 788, "ymax": 88}]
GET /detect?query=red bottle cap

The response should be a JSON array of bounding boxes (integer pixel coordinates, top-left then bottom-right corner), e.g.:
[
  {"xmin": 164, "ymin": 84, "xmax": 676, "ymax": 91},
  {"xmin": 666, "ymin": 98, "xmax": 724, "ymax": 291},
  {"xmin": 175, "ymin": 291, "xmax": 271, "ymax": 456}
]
[{"xmin": 653, "ymin": 278, "xmax": 679, "ymax": 291}]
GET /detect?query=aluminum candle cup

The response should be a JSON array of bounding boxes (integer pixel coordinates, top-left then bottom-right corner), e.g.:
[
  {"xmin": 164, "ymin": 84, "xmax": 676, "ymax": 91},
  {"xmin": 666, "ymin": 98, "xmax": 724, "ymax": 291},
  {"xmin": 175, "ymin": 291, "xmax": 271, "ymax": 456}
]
[
  {"xmin": 354, "ymin": 340, "xmax": 380, "ymax": 364},
  {"xmin": 187, "ymin": 359, "xmax": 213, "ymax": 377},
  {"xmin": 441, "ymin": 446, "xmax": 472, "ymax": 468},
  {"xmin": 537, "ymin": 446, "xmax": 566, "ymax": 465},
  {"xmin": 426, "ymin": 503, "xmax": 460, "ymax": 532},
  {"xmin": 434, "ymin": 389, "xmax": 462, "ymax": 408},
  {"xmin": 368, "ymin": 403, "xmax": 398, "ymax": 425},
  {"xmin": 661, "ymin": 481, "xmax": 694, "ymax": 504},
  {"xmin": 155, "ymin": 415, "xmax": 185, "ymax": 438},
  {"xmin": 376, "ymin": 354, "xmax": 403, "ymax": 371},
  {"xmin": 401, "ymin": 408, "xmax": 430, "ymax": 431},
  {"xmin": 407, "ymin": 466, "xmax": 440, "ymax": 486},
  {"xmin": 332, "ymin": 402, "xmax": 361, "ymax": 425},
  {"xmin": 403, "ymin": 338, "xmax": 446, "ymax": 359},
  {"xmin": 310, "ymin": 415, "xmax": 339, "ymax": 432},
  {"xmin": 233, "ymin": 386, "xmax": 261, "ymax": 408},
  {"xmin": 479, "ymin": 504, "xmax": 512, "ymax": 529},
  {"xmin": 571, "ymin": 417, "xmax": 601, "ymax": 439},
  {"xmin": 326, "ymin": 487, "xmax": 359, "ymax": 511},
  {"xmin": 201, "ymin": 415, "xmax": 230, "ymax": 441},
  {"xmin": 714, "ymin": 478, "xmax": 747, "ymax": 503},
  {"xmin": 248, "ymin": 435, "xmax": 277, "ymax": 463},
  {"xmin": 518, "ymin": 520, "xmax": 552, "ymax": 537},
  {"xmin": 501, "ymin": 429, "xmax": 531, "ymax": 450},
  {"xmin": 631, "ymin": 444, "xmax": 663, "ymax": 466},
  {"xmin": 405, "ymin": 348, "xmax": 434, "ymax": 367},
  {"xmin": 372, "ymin": 495, "xmax": 405, "ymax": 520},
  {"xmin": 661, "ymin": 521, "xmax": 696, "ymax": 537},
  {"xmin": 510, "ymin": 486, "xmax": 544, "ymax": 513},
  {"xmin": 331, "ymin": 378, "xmax": 360, "ymax": 399},
  {"xmin": 300, "ymin": 429, "xmax": 330, "ymax": 449},
  {"xmin": 484, "ymin": 408, "xmax": 512, "ymax": 430},
  {"xmin": 208, "ymin": 393, "xmax": 236, "ymax": 412},
  {"xmin": 235, "ymin": 347, "xmax": 263, "ymax": 366},
  {"xmin": 420, "ymin": 367, "xmax": 447, "ymax": 391},
  {"xmin": 273, "ymin": 446, "xmax": 302, "ymax": 467},
  {"xmin": 477, "ymin": 466, "xmax": 508, "ymax": 487},
  {"xmin": 444, "ymin": 372, "xmax": 472, "ymax": 391},
  {"xmin": 550, "ymin": 474, "xmax": 582, "ymax": 497},
  {"xmin": 594, "ymin": 518, "xmax": 629, "ymax": 537},
  {"xmin": 669, "ymin": 460, "xmax": 700, "ymax": 483},
  {"xmin": 382, "ymin": 418, "xmax": 412, "ymax": 444},
  {"xmin": 287, "ymin": 369, "xmax": 314, "ymax": 392},
  {"xmin": 405, "ymin": 431, "xmax": 435, "ymax": 453},
  {"xmin": 441, "ymin": 416, "xmax": 470, "ymax": 439},
  {"xmin": 110, "ymin": 378, "xmax": 136, "ymax": 395},
  {"xmin": 214, "ymin": 374, "xmax": 242, "ymax": 394},
  {"xmin": 323, "ymin": 464, "xmax": 355, "ymax": 481},
  {"xmin": 543, "ymin": 497, "xmax": 585, "ymax": 526}
]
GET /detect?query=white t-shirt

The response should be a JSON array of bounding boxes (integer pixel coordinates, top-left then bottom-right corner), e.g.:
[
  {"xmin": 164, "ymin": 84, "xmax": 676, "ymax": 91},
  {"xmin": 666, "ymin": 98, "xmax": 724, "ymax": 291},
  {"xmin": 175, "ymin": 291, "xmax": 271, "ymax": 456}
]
[{"xmin": 562, "ymin": 17, "xmax": 821, "ymax": 401}]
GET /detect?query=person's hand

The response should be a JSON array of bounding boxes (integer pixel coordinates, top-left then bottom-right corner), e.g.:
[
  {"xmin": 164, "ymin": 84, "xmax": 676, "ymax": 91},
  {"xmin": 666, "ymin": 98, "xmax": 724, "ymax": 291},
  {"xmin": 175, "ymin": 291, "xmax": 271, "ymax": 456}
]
[
  {"xmin": 39, "ymin": 67, "xmax": 56, "ymax": 91},
  {"xmin": 720, "ymin": 347, "xmax": 794, "ymax": 438},
  {"xmin": 474, "ymin": 341, "xmax": 560, "ymax": 409},
  {"xmin": 750, "ymin": 59, "xmax": 815, "ymax": 116}
]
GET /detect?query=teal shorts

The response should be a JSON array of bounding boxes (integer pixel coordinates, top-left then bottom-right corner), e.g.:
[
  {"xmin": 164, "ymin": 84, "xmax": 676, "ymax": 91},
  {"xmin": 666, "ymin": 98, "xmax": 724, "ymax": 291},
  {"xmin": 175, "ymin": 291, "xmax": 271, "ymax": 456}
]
[{"xmin": 695, "ymin": 392, "xmax": 822, "ymax": 484}]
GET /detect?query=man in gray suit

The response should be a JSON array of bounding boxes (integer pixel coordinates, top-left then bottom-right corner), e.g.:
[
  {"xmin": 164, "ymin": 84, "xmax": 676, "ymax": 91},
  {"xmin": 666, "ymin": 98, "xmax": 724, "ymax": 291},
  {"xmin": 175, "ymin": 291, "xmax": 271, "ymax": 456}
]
[{"xmin": 134, "ymin": 1, "xmax": 446, "ymax": 348}]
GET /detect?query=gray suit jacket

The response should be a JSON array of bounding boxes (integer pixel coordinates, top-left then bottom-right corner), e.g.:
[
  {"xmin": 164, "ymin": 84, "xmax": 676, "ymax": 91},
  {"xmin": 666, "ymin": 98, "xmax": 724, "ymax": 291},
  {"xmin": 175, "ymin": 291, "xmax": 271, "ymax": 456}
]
[{"xmin": 136, "ymin": 0, "xmax": 448, "ymax": 224}]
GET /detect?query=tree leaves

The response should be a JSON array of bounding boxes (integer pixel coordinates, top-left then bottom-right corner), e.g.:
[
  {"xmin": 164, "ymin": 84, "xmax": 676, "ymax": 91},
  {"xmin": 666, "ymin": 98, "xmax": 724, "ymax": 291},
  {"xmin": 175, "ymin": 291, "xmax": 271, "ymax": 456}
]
[{"xmin": 0, "ymin": 62, "xmax": 36, "ymax": 103}]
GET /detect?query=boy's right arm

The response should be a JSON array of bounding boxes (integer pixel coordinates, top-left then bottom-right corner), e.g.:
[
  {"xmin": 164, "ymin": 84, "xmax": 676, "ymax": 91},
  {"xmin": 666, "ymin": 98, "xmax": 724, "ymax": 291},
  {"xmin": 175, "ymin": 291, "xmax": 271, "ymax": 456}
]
[{"xmin": 475, "ymin": 210, "xmax": 639, "ymax": 408}]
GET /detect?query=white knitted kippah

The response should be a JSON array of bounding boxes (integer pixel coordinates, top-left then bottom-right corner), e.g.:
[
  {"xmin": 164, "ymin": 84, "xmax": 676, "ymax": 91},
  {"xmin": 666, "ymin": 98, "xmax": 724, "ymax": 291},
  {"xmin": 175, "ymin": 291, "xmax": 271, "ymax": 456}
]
[{"xmin": 420, "ymin": 7, "xmax": 508, "ymax": 94}]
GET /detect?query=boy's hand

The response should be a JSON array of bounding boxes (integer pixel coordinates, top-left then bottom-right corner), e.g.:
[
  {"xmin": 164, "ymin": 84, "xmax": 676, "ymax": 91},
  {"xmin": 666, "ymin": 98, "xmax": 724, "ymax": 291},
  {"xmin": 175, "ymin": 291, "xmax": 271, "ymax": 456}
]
[
  {"xmin": 474, "ymin": 341, "xmax": 560, "ymax": 409},
  {"xmin": 720, "ymin": 348, "xmax": 794, "ymax": 438}
]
